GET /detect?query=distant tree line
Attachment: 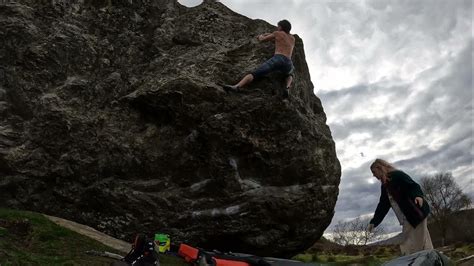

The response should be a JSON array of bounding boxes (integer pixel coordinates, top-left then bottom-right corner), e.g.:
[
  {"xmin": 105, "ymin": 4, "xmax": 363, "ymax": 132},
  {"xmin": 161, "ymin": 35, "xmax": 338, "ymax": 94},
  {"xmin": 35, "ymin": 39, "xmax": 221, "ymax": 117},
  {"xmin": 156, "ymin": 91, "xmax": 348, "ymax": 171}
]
[
  {"xmin": 421, "ymin": 172, "xmax": 472, "ymax": 246},
  {"xmin": 332, "ymin": 217, "xmax": 385, "ymax": 246}
]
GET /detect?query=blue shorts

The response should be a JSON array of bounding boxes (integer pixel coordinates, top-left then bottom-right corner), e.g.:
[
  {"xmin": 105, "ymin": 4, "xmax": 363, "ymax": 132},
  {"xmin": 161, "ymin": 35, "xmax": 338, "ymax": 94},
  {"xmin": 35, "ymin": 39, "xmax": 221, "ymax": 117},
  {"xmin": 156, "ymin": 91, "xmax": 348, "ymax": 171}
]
[{"xmin": 251, "ymin": 54, "xmax": 294, "ymax": 79}]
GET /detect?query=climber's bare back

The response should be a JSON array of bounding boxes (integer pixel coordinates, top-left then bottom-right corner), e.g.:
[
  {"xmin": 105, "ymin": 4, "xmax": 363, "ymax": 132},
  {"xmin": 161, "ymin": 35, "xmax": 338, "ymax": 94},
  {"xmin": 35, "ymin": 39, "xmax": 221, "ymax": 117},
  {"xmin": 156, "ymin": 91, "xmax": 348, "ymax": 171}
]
[{"xmin": 273, "ymin": 31, "xmax": 295, "ymax": 59}]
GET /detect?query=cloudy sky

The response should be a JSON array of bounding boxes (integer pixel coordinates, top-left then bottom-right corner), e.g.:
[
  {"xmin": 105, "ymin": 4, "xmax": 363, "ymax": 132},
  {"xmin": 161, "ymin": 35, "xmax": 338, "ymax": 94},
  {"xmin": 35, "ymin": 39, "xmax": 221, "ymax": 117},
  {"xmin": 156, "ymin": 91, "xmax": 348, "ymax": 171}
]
[{"xmin": 178, "ymin": 0, "xmax": 473, "ymax": 234}]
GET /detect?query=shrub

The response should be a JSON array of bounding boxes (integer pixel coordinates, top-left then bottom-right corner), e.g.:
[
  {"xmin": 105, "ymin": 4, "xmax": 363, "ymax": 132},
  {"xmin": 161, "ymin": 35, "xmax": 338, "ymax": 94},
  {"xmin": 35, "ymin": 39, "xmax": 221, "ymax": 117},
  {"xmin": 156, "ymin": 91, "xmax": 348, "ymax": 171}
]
[{"xmin": 374, "ymin": 247, "xmax": 386, "ymax": 255}]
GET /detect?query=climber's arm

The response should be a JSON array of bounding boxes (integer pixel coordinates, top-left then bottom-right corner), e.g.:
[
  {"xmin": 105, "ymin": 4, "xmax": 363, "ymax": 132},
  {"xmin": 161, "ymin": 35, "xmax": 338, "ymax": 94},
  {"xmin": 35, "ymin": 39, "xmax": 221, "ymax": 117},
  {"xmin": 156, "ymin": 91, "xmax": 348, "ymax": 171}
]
[{"xmin": 257, "ymin": 32, "xmax": 275, "ymax": 42}]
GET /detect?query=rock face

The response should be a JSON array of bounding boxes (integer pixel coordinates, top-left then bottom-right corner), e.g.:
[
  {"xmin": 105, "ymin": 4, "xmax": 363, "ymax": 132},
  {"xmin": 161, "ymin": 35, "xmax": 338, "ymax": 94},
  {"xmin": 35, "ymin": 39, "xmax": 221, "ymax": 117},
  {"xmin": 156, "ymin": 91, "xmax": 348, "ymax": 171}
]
[{"xmin": 0, "ymin": 0, "xmax": 340, "ymax": 257}]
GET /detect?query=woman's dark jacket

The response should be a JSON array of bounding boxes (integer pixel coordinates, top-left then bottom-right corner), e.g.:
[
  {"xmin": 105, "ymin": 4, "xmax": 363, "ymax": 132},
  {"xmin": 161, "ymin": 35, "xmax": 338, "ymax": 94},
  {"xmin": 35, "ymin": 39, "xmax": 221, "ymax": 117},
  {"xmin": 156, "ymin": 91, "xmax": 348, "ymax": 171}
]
[{"xmin": 370, "ymin": 170, "xmax": 430, "ymax": 228}]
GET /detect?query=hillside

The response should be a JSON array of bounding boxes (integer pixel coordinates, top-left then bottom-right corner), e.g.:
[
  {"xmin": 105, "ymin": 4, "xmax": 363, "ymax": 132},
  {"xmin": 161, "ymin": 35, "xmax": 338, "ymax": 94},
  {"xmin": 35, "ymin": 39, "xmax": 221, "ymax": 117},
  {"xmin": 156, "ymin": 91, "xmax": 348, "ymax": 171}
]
[{"xmin": 428, "ymin": 208, "xmax": 474, "ymax": 247}]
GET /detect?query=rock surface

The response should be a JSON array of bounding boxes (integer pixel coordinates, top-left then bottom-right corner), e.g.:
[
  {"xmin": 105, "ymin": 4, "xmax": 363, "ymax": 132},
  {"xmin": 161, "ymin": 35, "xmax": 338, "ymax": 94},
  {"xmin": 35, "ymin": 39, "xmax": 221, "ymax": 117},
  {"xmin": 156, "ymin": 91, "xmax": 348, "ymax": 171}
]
[{"xmin": 0, "ymin": 0, "xmax": 340, "ymax": 257}]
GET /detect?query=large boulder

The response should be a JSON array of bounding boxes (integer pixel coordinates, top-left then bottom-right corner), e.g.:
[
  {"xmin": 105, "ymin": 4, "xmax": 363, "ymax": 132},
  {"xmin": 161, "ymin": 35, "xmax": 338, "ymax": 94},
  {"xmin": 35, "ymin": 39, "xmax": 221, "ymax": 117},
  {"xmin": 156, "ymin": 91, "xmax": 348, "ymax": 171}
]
[{"xmin": 0, "ymin": 0, "xmax": 340, "ymax": 257}]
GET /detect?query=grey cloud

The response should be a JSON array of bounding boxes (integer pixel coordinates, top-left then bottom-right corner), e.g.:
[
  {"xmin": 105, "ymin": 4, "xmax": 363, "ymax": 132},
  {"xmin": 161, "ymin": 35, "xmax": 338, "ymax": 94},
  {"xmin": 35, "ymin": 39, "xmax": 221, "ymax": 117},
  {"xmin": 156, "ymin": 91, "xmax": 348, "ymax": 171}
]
[
  {"xmin": 388, "ymin": 41, "xmax": 473, "ymax": 191},
  {"xmin": 319, "ymin": 81, "xmax": 411, "ymax": 124},
  {"xmin": 328, "ymin": 39, "xmax": 472, "ymax": 184},
  {"xmin": 404, "ymin": 41, "xmax": 473, "ymax": 130},
  {"xmin": 394, "ymin": 132, "xmax": 473, "ymax": 185},
  {"xmin": 367, "ymin": 0, "xmax": 470, "ymax": 43},
  {"xmin": 330, "ymin": 116, "xmax": 402, "ymax": 140}
]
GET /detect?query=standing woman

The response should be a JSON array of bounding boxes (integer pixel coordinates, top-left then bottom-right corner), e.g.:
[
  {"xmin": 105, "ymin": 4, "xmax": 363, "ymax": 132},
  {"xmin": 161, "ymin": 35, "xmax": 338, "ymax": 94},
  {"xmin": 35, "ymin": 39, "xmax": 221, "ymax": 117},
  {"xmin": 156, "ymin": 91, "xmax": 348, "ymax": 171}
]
[{"xmin": 368, "ymin": 159, "xmax": 433, "ymax": 255}]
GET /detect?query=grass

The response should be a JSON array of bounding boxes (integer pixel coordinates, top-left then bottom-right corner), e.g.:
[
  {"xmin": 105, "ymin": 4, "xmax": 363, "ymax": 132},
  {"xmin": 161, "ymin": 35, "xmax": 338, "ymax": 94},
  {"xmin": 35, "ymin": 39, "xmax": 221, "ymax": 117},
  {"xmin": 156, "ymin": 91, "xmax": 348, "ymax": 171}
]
[
  {"xmin": 0, "ymin": 208, "xmax": 123, "ymax": 265},
  {"xmin": 293, "ymin": 243, "xmax": 400, "ymax": 265},
  {"xmin": 293, "ymin": 253, "xmax": 392, "ymax": 265},
  {"xmin": 441, "ymin": 242, "xmax": 474, "ymax": 262},
  {"xmin": 294, "ymin": 241, "xmax": 474, "ymax": 265},
  {"xmin": 0, "ymin": 208, "xmax": 191, "ymax": 265},
  {"xmin": 160, "ymin": 254, "xmax": 189, "ymax": 266}
]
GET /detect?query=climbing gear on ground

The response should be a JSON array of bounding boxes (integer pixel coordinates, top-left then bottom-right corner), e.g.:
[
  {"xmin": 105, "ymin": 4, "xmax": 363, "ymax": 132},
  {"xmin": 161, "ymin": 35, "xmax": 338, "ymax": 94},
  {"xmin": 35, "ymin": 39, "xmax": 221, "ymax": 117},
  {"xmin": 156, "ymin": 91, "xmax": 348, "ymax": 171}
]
[
  {"xmin": 154, "ymin": 233, "xmax": 171, "ymax": 253},
  {"xmin": 122, "ymin": 233, "xmax": 159, "ymax": 265}
]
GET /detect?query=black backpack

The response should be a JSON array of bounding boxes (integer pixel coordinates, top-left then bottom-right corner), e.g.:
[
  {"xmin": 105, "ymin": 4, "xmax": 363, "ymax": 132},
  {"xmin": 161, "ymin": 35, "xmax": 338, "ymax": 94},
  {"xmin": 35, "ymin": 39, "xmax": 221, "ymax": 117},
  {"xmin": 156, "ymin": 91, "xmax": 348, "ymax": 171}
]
[{"xmin": 122, "ymin": 234, "xmax": 159, "ymax": 266}]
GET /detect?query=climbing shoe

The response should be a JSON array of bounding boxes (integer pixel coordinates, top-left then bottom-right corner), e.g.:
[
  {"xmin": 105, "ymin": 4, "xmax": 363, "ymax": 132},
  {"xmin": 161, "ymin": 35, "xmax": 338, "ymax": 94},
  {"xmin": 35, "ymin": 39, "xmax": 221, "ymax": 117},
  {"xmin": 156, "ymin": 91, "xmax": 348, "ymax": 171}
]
[{"xmin": 223, "ymin": 84, "xmax": 241, "ymax": 93}]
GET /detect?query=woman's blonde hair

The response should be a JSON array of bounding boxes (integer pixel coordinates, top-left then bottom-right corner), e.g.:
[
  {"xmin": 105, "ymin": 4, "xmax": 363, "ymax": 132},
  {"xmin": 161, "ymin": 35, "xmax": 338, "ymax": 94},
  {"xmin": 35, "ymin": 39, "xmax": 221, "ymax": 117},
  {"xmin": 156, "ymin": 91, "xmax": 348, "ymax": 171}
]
[{"xmin": 370, "ymin": 158, "xmax": 397, "ymax": 175}]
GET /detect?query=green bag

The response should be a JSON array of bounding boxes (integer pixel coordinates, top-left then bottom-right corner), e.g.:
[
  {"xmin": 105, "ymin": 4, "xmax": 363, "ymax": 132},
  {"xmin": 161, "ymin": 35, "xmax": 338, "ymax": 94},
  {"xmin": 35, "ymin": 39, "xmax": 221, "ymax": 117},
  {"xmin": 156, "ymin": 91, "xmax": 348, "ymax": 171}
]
[{"xmin": 154, "ymin": 233, "xmax": 170, "ymax": 253}]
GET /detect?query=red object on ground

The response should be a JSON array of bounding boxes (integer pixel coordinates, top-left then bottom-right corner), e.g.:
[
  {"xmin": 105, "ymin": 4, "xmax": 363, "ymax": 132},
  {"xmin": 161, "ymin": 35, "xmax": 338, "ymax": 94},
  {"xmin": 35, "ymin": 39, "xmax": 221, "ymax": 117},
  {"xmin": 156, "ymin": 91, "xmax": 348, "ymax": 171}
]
[
  {"xmin": 178, "ymin": 243, "xmax": 199, "ymax": 262},
  {"xmin": 214, "ymin": 258, "xmax": 250, "ymax": 266}
]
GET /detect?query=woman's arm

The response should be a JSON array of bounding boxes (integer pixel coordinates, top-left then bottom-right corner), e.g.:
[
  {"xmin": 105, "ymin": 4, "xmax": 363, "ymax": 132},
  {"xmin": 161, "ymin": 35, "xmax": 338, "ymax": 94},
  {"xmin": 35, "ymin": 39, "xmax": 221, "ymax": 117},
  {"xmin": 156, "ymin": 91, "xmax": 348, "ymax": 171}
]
[{"xmin": 370, "ymin": 186, "xmax": 391, "ymax": 227}]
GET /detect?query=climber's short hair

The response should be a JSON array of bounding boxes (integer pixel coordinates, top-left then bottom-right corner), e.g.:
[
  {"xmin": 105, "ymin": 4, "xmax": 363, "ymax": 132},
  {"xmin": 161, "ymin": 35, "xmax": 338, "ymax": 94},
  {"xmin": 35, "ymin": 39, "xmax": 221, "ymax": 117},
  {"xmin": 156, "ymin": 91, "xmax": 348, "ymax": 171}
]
[{"xmin": 278, "ymin": 20, "xmax": 291, "ymax": 33}]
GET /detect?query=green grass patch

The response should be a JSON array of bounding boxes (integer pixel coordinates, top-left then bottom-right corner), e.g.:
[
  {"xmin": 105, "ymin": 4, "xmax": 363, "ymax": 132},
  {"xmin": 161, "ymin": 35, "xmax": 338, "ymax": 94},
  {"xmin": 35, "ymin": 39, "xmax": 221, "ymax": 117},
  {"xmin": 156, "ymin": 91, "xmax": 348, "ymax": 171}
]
[
  {"xmin": 0, "ymin": 208, "xmax": 122, "ymax": 265},
  {"xmin": 442, "ymin": 242, "xmax": 474, "ymax": 261},
  {"xmin": 293, "ymin": 253, "xmax": 391, "ymax": 265},
  {"xmin": 0, "ymin": 208, "xmax": 192, "ymax": 265},
  {"xmin": 160, "ymin": 253, "xmax": 189, "ymax": 265}
]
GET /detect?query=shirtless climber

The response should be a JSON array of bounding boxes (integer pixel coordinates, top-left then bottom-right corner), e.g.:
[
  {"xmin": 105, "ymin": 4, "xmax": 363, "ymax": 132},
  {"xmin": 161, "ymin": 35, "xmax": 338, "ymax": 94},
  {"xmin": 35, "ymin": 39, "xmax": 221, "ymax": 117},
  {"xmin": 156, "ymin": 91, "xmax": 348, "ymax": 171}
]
[{"xmin": 223, "ymin": 19, "xmax": 295, "ymax": 98}]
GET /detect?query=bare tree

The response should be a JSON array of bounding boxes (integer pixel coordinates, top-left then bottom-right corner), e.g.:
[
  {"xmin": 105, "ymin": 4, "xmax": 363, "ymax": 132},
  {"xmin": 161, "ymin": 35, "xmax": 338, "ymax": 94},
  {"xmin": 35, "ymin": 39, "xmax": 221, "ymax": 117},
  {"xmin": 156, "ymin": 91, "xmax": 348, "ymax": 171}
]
[
  {"xmin": 332, "ymin": 217, "xmax": 385, "ymax": 246},
  {"xmin": 420, "ymin": 172, "xmax": 472, "ymax": 246}
]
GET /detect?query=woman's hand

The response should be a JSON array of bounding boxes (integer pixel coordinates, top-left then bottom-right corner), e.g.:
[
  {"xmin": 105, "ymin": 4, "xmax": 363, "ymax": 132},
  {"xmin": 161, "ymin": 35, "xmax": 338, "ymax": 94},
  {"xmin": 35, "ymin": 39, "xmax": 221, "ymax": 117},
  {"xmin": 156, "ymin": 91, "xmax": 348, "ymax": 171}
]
[{"xmin": 414, "ymin": 197, "xmax": 423, "ymax": 207}]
